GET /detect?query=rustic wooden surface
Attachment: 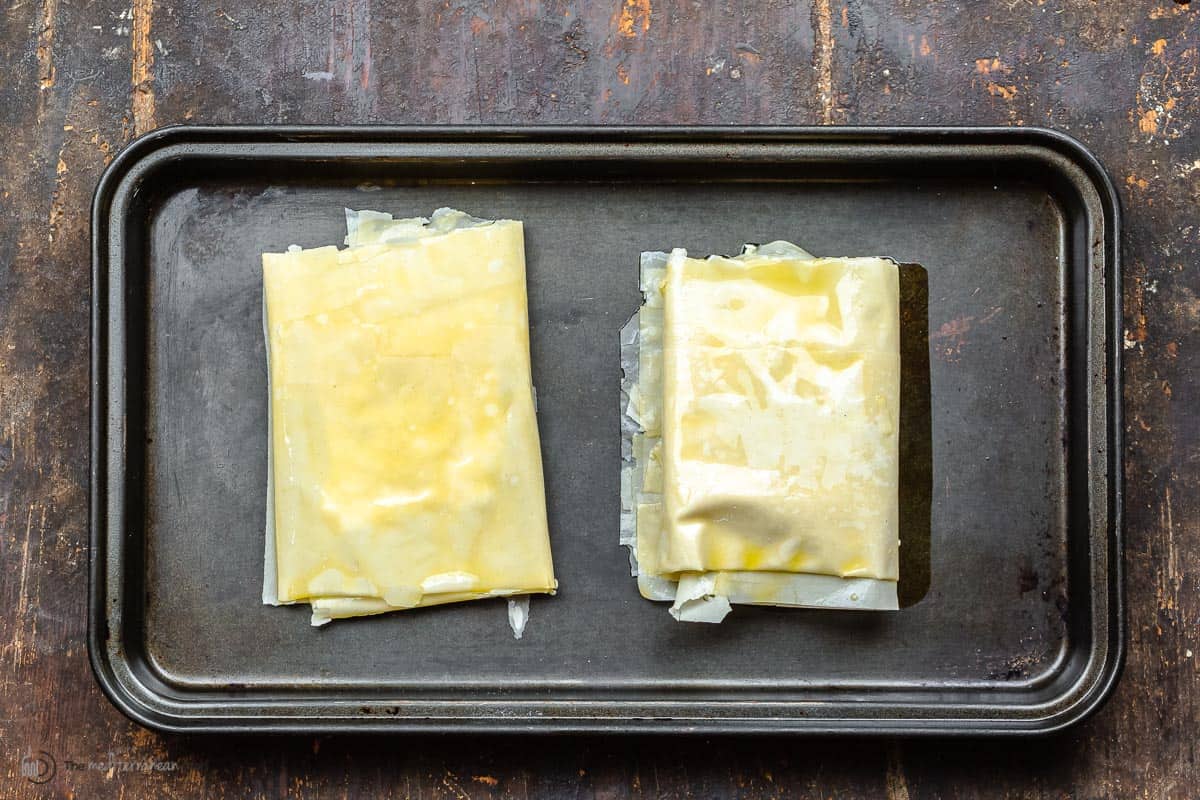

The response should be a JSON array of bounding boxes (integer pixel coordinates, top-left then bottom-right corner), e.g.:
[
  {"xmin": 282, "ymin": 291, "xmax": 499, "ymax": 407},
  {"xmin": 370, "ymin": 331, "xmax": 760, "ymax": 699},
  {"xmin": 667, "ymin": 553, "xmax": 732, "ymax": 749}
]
[{"xmin": 2, "ymin": 0, "xmax": 1198, "ymax": 797}]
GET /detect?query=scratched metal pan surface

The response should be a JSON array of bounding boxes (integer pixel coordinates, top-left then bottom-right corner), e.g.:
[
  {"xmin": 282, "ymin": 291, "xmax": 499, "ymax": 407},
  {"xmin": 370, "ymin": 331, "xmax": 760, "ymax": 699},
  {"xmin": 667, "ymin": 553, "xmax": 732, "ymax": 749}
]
[{"xmin": 89, "ymin": 126, "xmax": 1123, "ymax": 735}]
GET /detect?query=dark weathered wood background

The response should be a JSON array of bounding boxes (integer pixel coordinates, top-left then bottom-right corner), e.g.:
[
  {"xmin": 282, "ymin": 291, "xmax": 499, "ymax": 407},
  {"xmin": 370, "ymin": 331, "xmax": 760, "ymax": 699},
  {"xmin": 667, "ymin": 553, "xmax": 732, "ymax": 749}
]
[{"xmin": 2, "ymin": 0, "xmax": 1197, "ymax": 797}]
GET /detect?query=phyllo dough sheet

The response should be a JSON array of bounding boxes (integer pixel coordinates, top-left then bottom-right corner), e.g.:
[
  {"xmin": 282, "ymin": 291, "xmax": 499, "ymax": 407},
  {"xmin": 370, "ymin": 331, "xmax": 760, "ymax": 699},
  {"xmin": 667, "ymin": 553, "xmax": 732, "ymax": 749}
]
[
  {"xmin": 263, "ymin": 208, "xmax": 556, "ymax": 626},
  {"xmin": 621, "ymin": 244, "xmax": 900, "ymax": 622}
]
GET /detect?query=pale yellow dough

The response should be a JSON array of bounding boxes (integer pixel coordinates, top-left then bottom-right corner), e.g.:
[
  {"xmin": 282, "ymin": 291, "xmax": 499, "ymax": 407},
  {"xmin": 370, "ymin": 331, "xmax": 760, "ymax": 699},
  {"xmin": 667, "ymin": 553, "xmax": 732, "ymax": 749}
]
[
  {"xmin": 263, "ymin": 213, "xmax": 556, "ymax": 624},
  {"xmin": 661, "ymin": 250, "xmax": 900, "ymax": 580},
  {"xmin": 622, "ymin": 244, "xmax": 900, "ymax": 621}
]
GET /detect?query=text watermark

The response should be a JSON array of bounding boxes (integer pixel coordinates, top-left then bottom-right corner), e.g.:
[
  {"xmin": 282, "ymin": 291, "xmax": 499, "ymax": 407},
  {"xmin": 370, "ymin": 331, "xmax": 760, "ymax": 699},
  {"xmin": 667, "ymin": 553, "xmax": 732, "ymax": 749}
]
[{"xmin": 19, "ymin": 751, "xmax": 178, "ymax": 783}]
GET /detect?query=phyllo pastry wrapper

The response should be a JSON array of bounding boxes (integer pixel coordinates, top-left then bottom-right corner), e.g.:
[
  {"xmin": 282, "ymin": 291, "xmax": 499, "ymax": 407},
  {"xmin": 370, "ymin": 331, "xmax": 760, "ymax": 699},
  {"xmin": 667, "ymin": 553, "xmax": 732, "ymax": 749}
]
[
  {"xmin": 621, "ymin": 244, "xmax": 900, "ymax": 623},
  {"xmin": 263, "ymin": 208, "xmax": 556, "ymax": 627}
]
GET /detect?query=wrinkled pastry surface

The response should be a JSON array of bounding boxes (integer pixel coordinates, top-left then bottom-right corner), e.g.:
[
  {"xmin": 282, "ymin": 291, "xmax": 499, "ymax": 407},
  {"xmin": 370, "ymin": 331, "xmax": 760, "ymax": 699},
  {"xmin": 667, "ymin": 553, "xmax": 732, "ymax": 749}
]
[
  {"xmin": 263, "ymin": 217, "xmax": 556, "ymax": 620},
  {"xmin": 659, "ymin": 250, "xmax": 900, "ymax": 581}
]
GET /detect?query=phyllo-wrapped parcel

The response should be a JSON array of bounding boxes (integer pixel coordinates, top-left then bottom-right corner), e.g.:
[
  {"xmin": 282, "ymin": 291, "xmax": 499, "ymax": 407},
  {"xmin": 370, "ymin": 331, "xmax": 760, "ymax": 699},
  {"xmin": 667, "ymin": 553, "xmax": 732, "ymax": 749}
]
[
  {"xmin": 263, "ymin": 208, "xmax": 556, "ymax": 628},
  {"xmin": 621, "ymin": 242, "xmax": 900, "ymax": 622}
]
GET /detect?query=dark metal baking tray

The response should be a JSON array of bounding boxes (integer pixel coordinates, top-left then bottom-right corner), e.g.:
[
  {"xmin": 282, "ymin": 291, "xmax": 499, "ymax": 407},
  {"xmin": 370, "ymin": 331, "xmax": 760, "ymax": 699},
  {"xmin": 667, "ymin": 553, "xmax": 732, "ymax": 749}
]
[{"xmin": 90, "ymin": 126, "xmax": 1123, "ymax": 734}]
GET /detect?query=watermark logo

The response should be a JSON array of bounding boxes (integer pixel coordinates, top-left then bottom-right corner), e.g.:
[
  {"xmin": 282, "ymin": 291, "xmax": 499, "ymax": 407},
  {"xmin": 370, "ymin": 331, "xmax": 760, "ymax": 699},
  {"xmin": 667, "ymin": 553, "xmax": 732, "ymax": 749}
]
[
  {"xmin": 19, "ymin": 751, "xmax": 55, "ymax": 784},
  {"xmin": 16, "ymin": 750, "xmax": 179, "ymax": 783}
]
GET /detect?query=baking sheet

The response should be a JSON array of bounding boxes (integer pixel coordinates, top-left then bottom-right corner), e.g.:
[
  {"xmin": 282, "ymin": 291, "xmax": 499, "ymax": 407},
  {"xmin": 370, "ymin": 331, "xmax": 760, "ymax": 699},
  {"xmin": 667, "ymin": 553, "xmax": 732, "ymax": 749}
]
[{"xmin": 90, "ymin": 126, "xmax": 1123, "ymax": 734}]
